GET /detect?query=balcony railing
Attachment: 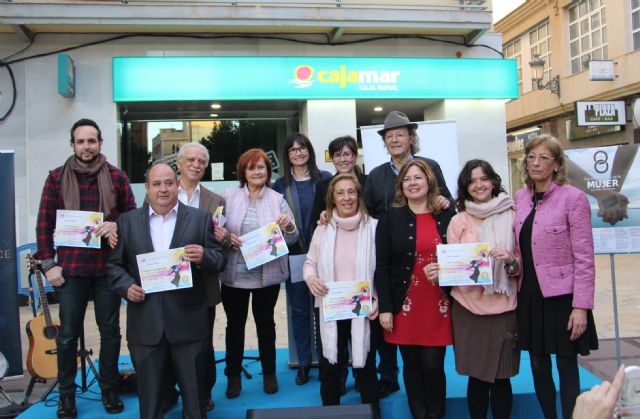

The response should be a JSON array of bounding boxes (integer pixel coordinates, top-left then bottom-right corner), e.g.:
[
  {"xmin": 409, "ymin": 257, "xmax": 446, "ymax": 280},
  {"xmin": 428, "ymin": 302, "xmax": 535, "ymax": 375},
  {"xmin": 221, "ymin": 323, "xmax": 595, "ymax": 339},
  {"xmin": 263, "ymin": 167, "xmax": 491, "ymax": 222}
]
[
  {"xmin": 1, "ymin": 0, "xmax": 491, "ymax": 42},
  {"xmin": 3, "ymin": 0, "xmax": 489, "ymax": 12}
]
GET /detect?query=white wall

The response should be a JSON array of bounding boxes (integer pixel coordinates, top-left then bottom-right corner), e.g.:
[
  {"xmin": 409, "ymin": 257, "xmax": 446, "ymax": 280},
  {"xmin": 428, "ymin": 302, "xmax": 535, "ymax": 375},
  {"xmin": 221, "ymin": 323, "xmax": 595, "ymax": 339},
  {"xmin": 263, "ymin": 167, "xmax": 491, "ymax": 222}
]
[
  {"xmin": 424, "ymin": 99, "xmax": 510, "ymax": 193},
  {"xmin": 0, "ymin": 31, "xmax": 506, "ymax": 245},
  {"xmin": 301, "ymin": 100, "xmax": 357, "ymax": 174}
]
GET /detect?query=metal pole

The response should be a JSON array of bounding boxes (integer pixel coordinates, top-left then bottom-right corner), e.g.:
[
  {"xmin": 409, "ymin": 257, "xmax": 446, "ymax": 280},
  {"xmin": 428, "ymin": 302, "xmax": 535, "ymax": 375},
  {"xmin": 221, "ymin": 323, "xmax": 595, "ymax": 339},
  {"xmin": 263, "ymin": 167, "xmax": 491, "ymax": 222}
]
[{"xmin": 609, "ymin": 253, "xmax": 621, "ymax": 368}]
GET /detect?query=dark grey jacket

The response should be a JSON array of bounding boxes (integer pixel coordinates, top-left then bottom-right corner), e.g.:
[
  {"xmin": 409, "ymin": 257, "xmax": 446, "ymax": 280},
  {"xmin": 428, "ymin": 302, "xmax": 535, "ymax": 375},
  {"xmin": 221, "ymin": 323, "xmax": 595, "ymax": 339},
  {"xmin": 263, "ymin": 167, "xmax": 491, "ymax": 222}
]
[
  {"xmin": 364, "ymin": 156, "xmax": 452, "ymax": 218},
  {"xmin": 107, "ymin": 202, "xmax": 226, "ymax": 345}
]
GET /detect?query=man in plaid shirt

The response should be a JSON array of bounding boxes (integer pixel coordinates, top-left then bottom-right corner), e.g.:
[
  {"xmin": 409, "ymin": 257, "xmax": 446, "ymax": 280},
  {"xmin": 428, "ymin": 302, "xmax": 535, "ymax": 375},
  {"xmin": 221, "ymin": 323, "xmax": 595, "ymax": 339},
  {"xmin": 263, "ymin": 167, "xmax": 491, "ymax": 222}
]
[{"xmin": 34, "ymin": 119, "xmax": 137, "ymax": 419}]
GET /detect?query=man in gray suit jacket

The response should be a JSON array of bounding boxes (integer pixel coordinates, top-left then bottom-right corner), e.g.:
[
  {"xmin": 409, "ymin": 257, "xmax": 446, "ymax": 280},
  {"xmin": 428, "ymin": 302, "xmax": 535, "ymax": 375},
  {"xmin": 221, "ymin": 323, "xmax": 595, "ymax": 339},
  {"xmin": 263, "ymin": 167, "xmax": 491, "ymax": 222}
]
[
  {"xmin": 165, "ymin": 143, "xmax": 230, "ymax": 411},
  {"xmin": 107, "ymin": 163, "xmax": 226, "ymax": 419}
]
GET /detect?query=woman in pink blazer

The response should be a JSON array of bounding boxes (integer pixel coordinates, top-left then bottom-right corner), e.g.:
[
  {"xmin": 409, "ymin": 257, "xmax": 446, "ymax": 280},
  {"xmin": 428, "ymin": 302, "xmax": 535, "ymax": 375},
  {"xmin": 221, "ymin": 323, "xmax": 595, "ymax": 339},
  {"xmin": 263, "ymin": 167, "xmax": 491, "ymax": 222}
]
[{"xmin": 514, "ymin": 135, "xmax": 598, "ymax": 419}]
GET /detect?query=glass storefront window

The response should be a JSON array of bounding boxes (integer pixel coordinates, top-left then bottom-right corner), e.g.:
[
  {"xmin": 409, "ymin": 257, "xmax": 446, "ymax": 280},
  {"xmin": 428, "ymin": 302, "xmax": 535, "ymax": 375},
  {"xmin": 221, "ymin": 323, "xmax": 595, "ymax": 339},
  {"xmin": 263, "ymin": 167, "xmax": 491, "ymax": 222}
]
[{"xmin": 121, "ymin": 118, "xmax": 296, "ymax": 183}]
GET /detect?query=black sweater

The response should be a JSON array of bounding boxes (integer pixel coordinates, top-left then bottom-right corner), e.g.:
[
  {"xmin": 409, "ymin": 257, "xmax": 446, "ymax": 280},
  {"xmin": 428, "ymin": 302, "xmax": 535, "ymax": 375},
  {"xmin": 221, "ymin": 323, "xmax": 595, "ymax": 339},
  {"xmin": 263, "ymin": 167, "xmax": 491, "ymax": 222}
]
[{"xmin": 364, "ymin": 156, "xmax": 452, "ymax": 219}]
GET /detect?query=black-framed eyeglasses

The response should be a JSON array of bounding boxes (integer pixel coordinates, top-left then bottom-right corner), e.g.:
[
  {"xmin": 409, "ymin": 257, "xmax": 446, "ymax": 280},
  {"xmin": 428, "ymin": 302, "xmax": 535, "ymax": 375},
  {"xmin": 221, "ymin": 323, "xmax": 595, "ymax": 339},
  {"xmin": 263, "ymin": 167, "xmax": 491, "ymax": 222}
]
[{"xmin": 288, "ymin": 146, "xmax": 308, "ymax": 155}]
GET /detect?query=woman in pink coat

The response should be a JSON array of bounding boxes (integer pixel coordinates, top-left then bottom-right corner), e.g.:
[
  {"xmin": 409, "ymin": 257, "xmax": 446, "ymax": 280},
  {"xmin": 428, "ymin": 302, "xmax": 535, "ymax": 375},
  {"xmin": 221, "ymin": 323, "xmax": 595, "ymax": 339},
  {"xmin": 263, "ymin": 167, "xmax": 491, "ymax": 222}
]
[{"xmin": 514, "ymin": 135, "xmax": 598, "ymax": 419}]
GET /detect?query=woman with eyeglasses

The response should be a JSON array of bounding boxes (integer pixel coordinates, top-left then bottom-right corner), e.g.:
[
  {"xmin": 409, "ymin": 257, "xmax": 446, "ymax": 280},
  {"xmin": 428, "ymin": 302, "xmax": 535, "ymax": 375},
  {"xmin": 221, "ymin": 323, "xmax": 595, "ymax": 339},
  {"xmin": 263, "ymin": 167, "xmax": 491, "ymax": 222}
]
[
  {"xmin": 515, "ymin": 135, "xmax": 598, "ymax": 419},
  {"xmin": 272, "ymin": 133, "xmax": 331, "ymax": 385},
  {"xmin": 432, "ymin": 160, "xmax": 520, "ymax": 419},
  {"xmin": 312, "ymin": 135, "xmax": 366, "ymax": 226},
  {"xmin": 375, "ymin": 159, "xmax": 455, "ymax": 419}
]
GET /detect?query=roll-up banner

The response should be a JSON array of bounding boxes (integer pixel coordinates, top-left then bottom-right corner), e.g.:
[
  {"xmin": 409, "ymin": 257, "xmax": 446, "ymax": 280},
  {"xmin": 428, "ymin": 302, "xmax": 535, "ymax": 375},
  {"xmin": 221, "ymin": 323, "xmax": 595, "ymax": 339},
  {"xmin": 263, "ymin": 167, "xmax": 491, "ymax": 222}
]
[
  {"xmin": 565, "ymin": 145, "xmax": 640, "ymax": 254},
  {"xmin": 0, "ymin": 151, "xmax": 23, "ymax": 377}
]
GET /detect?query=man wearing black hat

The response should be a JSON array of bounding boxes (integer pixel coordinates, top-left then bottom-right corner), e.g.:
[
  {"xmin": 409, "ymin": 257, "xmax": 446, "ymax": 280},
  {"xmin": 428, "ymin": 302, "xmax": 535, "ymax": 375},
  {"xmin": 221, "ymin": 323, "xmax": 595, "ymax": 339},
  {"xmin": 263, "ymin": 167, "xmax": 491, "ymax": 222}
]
[
  {"xmin": 364, "ymin": 110, "xmax": 453, "ymax": 397},
  {"xmin": 364, "ymin": 111, "xmax": 452, "ymax": 218}
]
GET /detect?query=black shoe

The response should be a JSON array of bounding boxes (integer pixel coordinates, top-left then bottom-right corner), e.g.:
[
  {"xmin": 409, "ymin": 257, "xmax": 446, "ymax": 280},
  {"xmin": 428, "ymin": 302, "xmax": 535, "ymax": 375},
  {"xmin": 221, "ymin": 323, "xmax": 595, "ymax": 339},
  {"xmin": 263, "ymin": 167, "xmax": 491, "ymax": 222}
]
[
  {"xmin": 263, "ymin": 373, "xmax": 278, "ymax": 394},
  {"xmin": 102, "ymin": 388, "xmax": 124, "ymax": 414},
  {"xmin": 295, "ymin": 366, "xmax": 310, "ymax": 385},
  {"xmin": 162, "ymin": 388, "xmax": 180, "ymax": 413},
  {"xmin": 57, "ymin": 394, "xmax": 77, "ymax": 419},
  {"xmin": 378, "ymin": 379, "xmax": 400, "ymax": 399},
  {"xmin": 205, "ymin": 398, "xmax": 214, "ymax": 411},
  {"xmin": 226, "ymin": 376, "xmax": 241, "ymax": 399}
]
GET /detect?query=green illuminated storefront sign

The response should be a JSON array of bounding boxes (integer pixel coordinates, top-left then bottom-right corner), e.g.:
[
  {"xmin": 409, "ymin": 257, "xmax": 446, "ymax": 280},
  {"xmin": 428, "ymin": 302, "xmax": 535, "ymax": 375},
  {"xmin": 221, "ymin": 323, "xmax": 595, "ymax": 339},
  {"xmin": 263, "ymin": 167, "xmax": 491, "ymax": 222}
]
[{"xmin": 113, "ymin": 56, "xmax": 518, "ymax": 101}]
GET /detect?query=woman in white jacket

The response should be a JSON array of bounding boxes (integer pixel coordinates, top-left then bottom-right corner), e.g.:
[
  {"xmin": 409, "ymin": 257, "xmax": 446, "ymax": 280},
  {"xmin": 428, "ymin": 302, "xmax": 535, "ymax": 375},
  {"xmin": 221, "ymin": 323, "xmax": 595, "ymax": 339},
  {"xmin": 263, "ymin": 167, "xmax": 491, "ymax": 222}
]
[{"xmin": 303, "ymin": 173, "xmax": 380, "ymax": 414}]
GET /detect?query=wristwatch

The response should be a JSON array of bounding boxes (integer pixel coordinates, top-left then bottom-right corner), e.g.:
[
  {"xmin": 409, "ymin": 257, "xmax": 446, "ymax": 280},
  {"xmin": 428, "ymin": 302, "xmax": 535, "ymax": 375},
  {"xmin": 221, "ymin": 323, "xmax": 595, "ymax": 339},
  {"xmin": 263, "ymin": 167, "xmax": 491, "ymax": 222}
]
[{"xmin": 39, "ymin": 258, "xmax": 57, "ymax": 273}]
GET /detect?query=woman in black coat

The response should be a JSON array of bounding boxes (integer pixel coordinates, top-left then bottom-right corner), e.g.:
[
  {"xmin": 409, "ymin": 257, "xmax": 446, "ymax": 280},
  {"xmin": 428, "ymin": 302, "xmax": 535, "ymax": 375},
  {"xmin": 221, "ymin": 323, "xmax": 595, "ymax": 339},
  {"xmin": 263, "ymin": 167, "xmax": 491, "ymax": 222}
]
[{"xmin": 375, "ymin": 159, "xmax": 455, "ymax": 419}]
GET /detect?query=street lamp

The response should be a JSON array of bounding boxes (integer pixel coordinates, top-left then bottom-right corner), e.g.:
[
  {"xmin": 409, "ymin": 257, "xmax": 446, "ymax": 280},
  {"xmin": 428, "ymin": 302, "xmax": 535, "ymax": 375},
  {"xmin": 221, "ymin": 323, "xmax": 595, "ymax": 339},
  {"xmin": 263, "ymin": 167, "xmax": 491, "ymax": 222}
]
[{"xmin": 529, "ymin": 54, "xmax": 560, "ymax": 97}]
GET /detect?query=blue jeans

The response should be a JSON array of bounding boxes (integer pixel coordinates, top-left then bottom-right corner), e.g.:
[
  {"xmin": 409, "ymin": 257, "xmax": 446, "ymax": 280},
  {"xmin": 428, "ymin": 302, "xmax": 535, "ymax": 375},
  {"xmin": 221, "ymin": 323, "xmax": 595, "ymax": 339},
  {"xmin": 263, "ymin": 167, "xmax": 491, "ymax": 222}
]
[
  {"xmin": 285, "ymin": 278, "xmax": 314, "ymax": 367},
  {"xmin": 56, "ymin": 276, "xmax": 122, "ymax": 395}
]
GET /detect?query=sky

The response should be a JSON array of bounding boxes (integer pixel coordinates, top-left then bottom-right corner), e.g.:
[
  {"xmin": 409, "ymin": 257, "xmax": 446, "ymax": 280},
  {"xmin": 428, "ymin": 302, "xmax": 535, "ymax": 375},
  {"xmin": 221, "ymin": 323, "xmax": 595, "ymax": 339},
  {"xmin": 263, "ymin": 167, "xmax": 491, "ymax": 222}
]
[{"xmin": 492, "ymin": 0, "xmax": 526, "ymax": 23}]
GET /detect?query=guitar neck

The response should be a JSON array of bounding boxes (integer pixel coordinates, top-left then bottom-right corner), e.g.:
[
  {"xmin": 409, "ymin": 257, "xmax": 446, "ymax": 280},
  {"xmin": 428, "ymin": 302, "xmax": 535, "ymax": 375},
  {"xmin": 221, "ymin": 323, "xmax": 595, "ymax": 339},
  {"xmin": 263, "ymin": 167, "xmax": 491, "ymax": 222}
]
[{"xmin": 33, "ymin": 263, "xmax": 53, "ymax": 328}]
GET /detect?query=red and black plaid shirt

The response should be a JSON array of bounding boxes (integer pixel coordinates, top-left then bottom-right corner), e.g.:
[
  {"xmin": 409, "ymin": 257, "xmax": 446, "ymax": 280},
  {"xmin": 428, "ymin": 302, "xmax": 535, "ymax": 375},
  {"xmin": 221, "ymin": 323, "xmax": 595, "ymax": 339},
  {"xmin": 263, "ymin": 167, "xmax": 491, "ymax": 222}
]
[{"xmin": 34, "ymin": 162, "xmax": 137, "ymax": 278}]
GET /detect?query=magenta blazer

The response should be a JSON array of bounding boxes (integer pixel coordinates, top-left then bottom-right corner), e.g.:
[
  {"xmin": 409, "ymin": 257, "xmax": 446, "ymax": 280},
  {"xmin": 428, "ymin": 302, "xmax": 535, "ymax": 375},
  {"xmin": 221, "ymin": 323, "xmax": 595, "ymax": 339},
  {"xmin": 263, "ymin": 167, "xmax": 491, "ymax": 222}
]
[{"xmin": 514, "ymin": 182, "xmax": 595, "ymax": 309}]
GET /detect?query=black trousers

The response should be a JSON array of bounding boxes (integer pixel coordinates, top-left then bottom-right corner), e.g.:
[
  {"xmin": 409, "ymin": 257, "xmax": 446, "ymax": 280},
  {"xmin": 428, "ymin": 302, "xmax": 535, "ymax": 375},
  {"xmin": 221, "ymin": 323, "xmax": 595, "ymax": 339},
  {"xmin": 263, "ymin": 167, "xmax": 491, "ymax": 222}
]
[
  {"xmin": 56, "ymin": 276, "xmax": 121, "ymax": 395},
  {"xmin": 398, "ymin": 345, "xmax": 447, "ymax": 419},
  {"xmin": 319, "ymin": 319, "xmax": 379, "ymax": 406},
  {"xmin": 374, "ymin": 320, "xmax": 399, "ymax": 383},
  {"xmin": 164, "ymin": 306, "xmax": 217, "ymax": 401},
  {"xmin": 129, "ymin": 335, "xmax": 209, "ymax": 419},
  {"xmin": 221, "ymin": 284, "xmax": 280, "ymax": 377}
]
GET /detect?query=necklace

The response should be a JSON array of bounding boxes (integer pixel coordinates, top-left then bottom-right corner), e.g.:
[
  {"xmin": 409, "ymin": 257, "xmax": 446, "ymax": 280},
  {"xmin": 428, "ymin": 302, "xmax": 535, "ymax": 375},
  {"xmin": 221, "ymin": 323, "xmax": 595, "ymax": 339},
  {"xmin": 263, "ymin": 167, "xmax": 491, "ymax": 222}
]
[
  {"xmin": 291, "ymin": 168, "xmax": 310, "ymax": 182},
  {"xmin": 533, "ymin": 192, "xmax": 544, "ymax": 210}
]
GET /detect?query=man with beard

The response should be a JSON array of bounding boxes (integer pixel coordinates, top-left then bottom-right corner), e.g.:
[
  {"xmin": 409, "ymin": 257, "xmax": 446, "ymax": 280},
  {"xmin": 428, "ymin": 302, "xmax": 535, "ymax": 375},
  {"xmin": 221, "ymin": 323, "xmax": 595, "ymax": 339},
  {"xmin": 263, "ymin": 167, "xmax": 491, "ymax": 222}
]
[{"xmin": 35, "ymin": 118, "xmax": 137, "ymax": 418}]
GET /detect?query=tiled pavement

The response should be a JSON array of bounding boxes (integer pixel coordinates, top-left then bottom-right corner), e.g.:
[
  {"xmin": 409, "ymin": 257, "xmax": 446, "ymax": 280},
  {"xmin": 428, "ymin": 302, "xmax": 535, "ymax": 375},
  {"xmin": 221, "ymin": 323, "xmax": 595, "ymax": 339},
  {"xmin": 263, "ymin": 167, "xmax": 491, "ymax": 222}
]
[{"xmin": 2, "ymin": 253, "xmax": 638, "ymax": 407}]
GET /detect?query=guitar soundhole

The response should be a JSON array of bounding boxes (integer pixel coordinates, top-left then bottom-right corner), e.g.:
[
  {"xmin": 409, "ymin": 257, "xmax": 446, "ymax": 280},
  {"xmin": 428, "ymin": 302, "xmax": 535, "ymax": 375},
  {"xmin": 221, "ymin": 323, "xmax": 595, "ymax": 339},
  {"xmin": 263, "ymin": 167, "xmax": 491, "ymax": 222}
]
[{"xmin": 43, "ymin": 326, "xmax": 58, "ymax": 340}]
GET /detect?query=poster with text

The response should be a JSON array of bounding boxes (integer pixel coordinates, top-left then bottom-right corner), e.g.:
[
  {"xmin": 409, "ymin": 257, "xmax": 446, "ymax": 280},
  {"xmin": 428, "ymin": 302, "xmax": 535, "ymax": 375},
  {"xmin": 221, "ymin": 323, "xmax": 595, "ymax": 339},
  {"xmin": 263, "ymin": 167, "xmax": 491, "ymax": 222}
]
[{"xmin": 565, "ymin": 145, "xmax": 640, "ymax": 253}]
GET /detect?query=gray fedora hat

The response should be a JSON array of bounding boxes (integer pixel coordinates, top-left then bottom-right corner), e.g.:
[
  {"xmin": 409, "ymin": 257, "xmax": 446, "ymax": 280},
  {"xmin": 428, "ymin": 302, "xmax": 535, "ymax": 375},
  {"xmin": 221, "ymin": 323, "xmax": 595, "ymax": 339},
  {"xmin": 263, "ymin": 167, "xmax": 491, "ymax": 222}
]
[{"xmin": 377, "ymin": 111, "xmax": 418, "ymax": 136}]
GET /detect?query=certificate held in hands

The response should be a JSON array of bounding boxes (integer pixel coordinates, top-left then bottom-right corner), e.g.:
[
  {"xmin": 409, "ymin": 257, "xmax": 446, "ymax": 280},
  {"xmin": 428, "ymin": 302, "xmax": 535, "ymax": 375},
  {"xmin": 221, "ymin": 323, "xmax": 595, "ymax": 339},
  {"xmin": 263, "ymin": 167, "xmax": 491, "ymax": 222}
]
[
  {"xmin": 239, "ymin": 222, "xmax": 289, "ymax": 270},
  {"xmin": 323, "ymin": 281, "xmax": 372, "ymax": 322},
  {"xmin": 436, "ymin": 242, "xmax": 493, "ymax": 286},
  {"xmin": 54, "ymin": 210, "xmax": 103, "ymax": 249},
  {"xmin": 136, "ymin": 247, "xmax": 193, "ymax": 294}
]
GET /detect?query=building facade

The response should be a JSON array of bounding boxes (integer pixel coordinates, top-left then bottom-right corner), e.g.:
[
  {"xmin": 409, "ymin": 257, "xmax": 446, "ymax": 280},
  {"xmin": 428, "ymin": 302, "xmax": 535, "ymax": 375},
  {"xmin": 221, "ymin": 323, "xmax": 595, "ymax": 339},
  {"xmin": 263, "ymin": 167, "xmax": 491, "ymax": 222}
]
[
  {"xmin": 1, "ymin": 0, "xmax": 518, "ymax": 247},
  {"xmin": 495, "ymin": 0, "xmax": 640, "ymax": 195}
]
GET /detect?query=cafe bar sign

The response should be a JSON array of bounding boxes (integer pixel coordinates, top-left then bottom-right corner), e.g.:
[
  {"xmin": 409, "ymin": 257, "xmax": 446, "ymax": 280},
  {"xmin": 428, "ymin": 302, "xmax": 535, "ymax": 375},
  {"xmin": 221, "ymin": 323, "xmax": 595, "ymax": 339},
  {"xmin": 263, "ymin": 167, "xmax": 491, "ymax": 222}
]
[
  {"xmin": 576, "ymin": 101, "xmax": 626, "ymax": 126},
  {"xmin": 113, "ymin": 56, "xmax": 518, "ymax": 101}
]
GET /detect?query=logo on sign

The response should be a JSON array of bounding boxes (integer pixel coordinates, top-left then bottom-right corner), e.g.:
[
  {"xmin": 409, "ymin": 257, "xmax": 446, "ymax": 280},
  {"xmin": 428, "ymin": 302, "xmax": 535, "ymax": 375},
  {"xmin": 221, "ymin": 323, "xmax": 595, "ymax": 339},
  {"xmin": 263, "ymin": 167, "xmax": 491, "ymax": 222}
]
[
  {"xmin": 593, "ymin": 150, "xmax": 609, "ymax": 174},
  {"xmin": 289, "ymin": 64, "xmax": 400, "ymax": 91},
  {"xmin": 290, "ymin": 65, "xmax": 315, "ymax": 88},
  {"xmin": 583, "ymin": 104, "xmax": 620, "ymax": 123}
]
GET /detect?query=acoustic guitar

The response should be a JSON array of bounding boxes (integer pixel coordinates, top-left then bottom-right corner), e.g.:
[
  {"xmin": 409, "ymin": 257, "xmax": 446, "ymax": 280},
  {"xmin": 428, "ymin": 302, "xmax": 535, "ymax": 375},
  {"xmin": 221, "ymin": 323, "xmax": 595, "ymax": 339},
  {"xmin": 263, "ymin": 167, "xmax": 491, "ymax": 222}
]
[{"xmin": 25, "ymin": 254, "xmax": 59, "ymax": 380}]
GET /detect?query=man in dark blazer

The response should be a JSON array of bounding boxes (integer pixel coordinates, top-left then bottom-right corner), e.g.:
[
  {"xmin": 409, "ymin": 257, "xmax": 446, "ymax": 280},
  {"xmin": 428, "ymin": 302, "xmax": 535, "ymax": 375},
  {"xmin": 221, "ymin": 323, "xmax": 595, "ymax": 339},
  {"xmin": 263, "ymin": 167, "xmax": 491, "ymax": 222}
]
[
  {"xmin": 164, "ymin": 142, "xmax": 230, "ymax": 411},
  {"xmin": 107, "ymin": 163, "xmax": 226, "ymax": 419}
]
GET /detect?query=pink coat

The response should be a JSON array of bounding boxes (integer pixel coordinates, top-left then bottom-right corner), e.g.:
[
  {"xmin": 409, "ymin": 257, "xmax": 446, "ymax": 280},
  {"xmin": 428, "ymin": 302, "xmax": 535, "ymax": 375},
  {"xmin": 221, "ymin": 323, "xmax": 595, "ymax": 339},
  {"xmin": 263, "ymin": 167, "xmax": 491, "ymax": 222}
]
[
  {"xmin": 514, "ymin": 182, "xmax": 595, "ymax": 309},
  {"xmin": 222, "ymin": 186, "xmax": 295, "ymax": 287}
]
